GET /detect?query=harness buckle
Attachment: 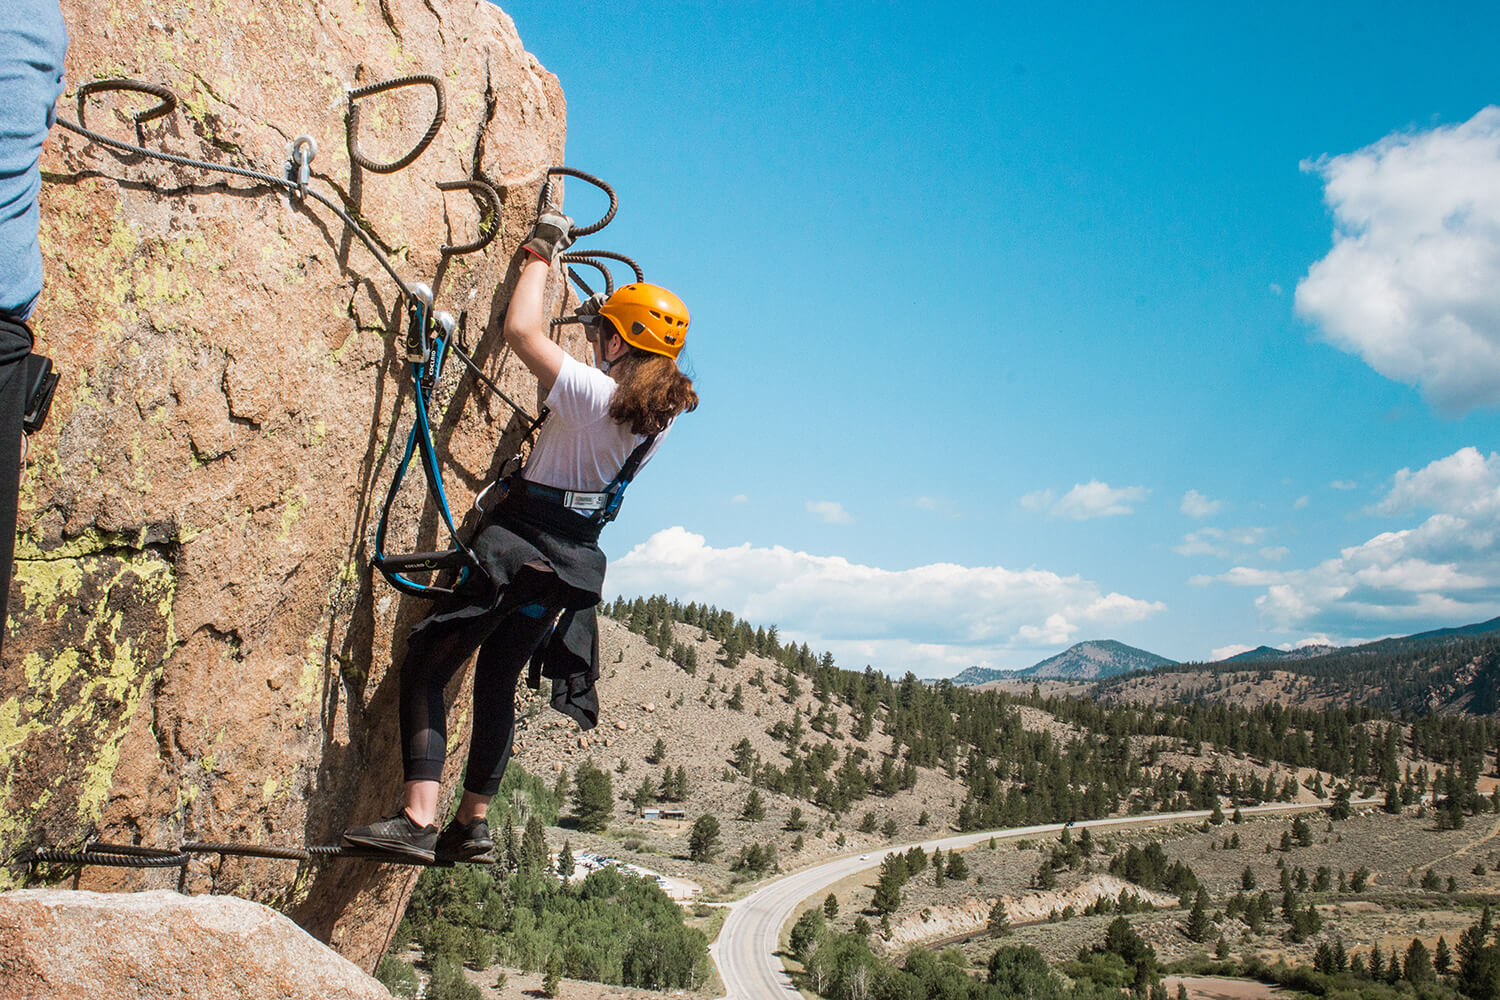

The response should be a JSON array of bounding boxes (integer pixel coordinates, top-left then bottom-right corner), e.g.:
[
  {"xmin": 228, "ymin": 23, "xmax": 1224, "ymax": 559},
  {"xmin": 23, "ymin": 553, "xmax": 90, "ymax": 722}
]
[{"xmin": 562, "ymin": 490, "xmax": 609, "ymax": 512}]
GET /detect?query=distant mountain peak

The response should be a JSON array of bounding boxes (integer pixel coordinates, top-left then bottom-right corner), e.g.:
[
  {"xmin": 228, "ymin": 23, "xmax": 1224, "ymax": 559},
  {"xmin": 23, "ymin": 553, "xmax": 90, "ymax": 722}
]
[
  {"xmin": 1015, "ymin": 640, "xmax": 1176, "ymax": 681},
  {"xmin": 951, "ymin": 665, "xmax": 1011, "ymax": 687}
]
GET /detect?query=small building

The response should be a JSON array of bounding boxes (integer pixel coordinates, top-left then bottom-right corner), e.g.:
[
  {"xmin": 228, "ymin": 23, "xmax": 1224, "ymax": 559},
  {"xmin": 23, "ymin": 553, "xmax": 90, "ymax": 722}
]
[
  {"xmin": 659, "ymin": 808, "xmax": 686, "ymax": 820},
  {"xmin": 639, "ymin": 807, "xmax": 660, "ymax": 820}
]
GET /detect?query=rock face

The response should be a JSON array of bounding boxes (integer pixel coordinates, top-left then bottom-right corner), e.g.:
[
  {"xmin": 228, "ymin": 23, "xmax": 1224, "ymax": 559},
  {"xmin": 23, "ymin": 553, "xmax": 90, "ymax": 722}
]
[
  {"xmin": 1, "ymin": 0, "xmax": 586, "ymax": 970},
  {"xmin": 0, "ymin": 888, "xmax": 390, "ymax": 999}
]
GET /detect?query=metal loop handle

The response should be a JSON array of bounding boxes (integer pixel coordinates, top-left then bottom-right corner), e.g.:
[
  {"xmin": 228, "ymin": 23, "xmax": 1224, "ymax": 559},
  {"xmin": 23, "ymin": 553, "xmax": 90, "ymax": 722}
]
[
  {"xmin": 76, "ymin": 78, "xmax": 177, "ymax": 132},
  {"xmin": 346, "ymin": 74, "xmax": 446, "ymax": 174},
  {"xmin": 560, "ymin": 250, "xmax": 645, "ymax": 297},
  {"xmin": 539, "ymin": 166, "xmax": 617, "ymax": 237},
  {"xmin": 436, "ymin": 178, "xmax": 502, "ymax": 256}
]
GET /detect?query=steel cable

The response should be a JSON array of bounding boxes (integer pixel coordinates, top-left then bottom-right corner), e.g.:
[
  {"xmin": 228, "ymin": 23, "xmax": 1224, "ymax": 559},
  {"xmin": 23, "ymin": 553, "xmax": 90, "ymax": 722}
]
[
  {"xmin": 20, "ymin": 839, "xmax": 494, "ymax": 869},
  {"xmin": 57, "ymin": 79, "xmax": 414, "ymax": 293}
]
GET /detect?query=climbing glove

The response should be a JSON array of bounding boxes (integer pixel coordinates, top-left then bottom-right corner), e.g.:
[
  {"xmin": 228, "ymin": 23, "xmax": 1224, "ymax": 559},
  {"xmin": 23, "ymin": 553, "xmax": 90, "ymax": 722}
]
[
  {"xmin": 522, "ymin": 210, "xmax": 574, "ymax": 264},
  {"xmin": 577, "ymin": 292, "xmax": 607, "ymax": 321}
]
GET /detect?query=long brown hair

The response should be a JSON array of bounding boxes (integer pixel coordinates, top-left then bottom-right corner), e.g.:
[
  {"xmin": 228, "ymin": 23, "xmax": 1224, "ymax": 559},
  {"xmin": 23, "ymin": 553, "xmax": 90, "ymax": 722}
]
[{"xmin": 609, "ymin": 349, "xmax": 698, "ymax": 435}]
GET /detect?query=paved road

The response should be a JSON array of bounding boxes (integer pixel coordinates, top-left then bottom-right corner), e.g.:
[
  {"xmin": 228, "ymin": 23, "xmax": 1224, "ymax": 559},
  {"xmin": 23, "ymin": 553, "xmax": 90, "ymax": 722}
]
[{"xmin": 710, "ymin": 799, "xmax": 1360, "ymax": 999}]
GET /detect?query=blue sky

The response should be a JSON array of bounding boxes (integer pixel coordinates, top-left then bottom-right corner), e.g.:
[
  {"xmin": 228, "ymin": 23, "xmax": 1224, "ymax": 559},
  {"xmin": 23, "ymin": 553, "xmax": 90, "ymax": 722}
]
[{"xmin": 504, "ymin": 2, "xmax": 1500, "ymax": 676}]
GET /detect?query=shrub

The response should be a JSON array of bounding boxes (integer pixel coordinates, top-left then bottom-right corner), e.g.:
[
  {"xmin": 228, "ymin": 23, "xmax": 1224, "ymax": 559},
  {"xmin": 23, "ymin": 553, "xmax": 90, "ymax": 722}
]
[
  {"xmin": 427, "ymin": 957, "xmax": 483, "ymax": 1000},
  {"xmin": 375, "ymin": 956, "xmax": 419, "ymax": 999}
]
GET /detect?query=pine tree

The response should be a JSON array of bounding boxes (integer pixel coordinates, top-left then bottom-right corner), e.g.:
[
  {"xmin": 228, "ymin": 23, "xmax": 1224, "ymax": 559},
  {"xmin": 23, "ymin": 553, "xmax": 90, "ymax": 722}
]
[
  {"xmin": 988, "ymin": 899, "xmax": 1011, "ymax": 936},
  {"xmin": 541, "ymin": 955, "xmax": 562, "ymax": 997},
  {"xmin": 571, "ymin": 758, "xmax": 614, "ymax": 833},
  {"xmin": 520, "ymin": 814, "xmax": 548, "ymax": 877},
  {"xmin": 823, "ymin": 893, "xmax": 839, "ymax": 919},
  {"xmin": 689, "ymin": 814, "xmax": 721, "ymax": 861},
  {"xmin": 501, "ymin": 818, "xmax": 519, "ymax": 871},
  {"xmin": 872, "ymin": 867, "xmax": 903, "ymax": 915},
  {"xmin": 1186, "ymin": 888, "xmax": 1211, "ymax": 942},
  {"xmin": 1405, "ymin": 938, "xmax": 1434, "ymax": 983},
  {"xmin": 1435, "ymin": 935, "xmax": 1452, "ymax": 976}
]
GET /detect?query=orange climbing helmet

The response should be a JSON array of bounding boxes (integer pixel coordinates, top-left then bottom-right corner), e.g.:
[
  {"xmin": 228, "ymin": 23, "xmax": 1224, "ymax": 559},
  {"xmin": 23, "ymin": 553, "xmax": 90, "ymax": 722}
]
[{"xmin": 597, "ymin": 283, "xmax": 689, "ymax": 360}]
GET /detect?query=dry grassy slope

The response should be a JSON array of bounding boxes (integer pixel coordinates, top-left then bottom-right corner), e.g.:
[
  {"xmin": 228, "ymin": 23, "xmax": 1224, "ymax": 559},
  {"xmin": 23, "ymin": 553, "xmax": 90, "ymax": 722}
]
[
  {"xmin": 1091, "ymin": 652, "xmax": 1494, "ymax": 716},
  {"xmin": 505, "ymin": 616, "xmax": 971, "ymax": 895},
  {"xmin": 1095, "ymin": 670, "xmax": 1344, "ymax": 711},
  {"xmin": 499, "ymin": 617, "xmax": 1390, "ymax": 901}
]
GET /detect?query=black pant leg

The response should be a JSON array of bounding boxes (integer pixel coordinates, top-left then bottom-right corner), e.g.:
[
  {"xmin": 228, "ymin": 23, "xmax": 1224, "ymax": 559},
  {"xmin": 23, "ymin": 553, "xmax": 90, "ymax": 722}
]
[
  {"xmin": 464, "ymin": 606, "xmax": 559, "ymax": 797},
  {"xmin": 398, "ymin": 596, "xmax": 507, "ymax": 784},
  {"xmin": 0, "ymin": 317, "xmax": 31, "ymax": 662}
]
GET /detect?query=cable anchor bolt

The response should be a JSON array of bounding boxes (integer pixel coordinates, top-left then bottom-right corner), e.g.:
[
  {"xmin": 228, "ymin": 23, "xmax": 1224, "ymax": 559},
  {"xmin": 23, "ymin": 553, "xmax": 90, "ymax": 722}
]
[{"xmin": 285, "ymin": 135, "xmax": 318, "ymax": 200}]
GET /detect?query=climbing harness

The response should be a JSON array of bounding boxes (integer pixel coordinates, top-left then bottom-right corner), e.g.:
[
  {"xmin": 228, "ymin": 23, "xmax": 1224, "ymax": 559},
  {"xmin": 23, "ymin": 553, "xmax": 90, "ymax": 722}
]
[
  {"xmin": 508, "ymin": 430, "xmax": 659, "ymax": 528},
  {"xmin": 16, "ymin": 838, "xmax": 491, "ymax": 871}
]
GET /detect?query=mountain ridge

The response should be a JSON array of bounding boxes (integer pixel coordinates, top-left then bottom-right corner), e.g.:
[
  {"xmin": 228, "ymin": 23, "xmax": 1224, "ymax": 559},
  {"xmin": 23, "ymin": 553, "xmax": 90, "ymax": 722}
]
[{"xmin": 950, "ymin": 640, "xmax": 1177, "ymax": 685}]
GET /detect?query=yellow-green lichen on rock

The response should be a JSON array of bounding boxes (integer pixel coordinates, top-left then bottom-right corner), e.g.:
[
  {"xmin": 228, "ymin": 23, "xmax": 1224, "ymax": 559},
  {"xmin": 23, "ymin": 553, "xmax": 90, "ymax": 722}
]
[{"xmin": 0, "ymin": 530, "xmax": 177, "ymax": 885}]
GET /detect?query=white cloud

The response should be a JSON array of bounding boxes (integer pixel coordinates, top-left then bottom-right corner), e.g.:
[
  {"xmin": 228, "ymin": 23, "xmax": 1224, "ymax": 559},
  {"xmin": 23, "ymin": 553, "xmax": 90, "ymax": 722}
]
[
  {"xmin": 609, "ymin": 527, "xmax": 1166, "ymax": 677},
  {"xmin": 1283, "ymin": 635, "xmax": 1339, "ymax": 650},
  {"xmin": 1206, "ymin": 446, "xmax": 1500, "ymax": 634},
  {"xmin": 806, "ymin": 499, "xmax": 853, "ymax": 524},
  {"xmin": 1371, "ymin": 446, "xmax": 1500, "ymax": 517},
  {"xmin": 1174, "ymin": 526, "xmax": 1270, "ymax": 559},
  {"xmin": 730, "ymin": 494, "xmax": 749, "ymax": 504},
  {"xmin": 1269, "ymin": 283, "xmax": 1283, "ymax": 297},
  {"xmin": 1020, "ymin": 489, "xmax": 1055, "ymax": 512},
  {"xmin": 909, "ymin": 495, "xmax": 959, "ymax": 518},
  {"xmin": 1330, "ymin": 480, "xmax": 1359, "ymax": 491},
  {"xmin": 1175, "ymin": 531, "xmax": 1230, "ymax": 558},
  {"xmin": 1211, "ymin": 644, "xmax": 1254, "ymax": 661},
  {"xmin": 1025, "ymin": 480, "xmax": 1148, "ymax": 520},
  {"xmin": 1260, "ymin": 546, "xmax": 1291, "ymax": 562},
  {"xmin": 1181, "ymin": 490, "xmax": 1225, "ymax": 519},
  {"xmin": 1295, "ymin": 106, "xmax": 1500, "ymax": 414},
  {"xmin": 1294, "ymin": 496, "xmax": 1310, "ymax": 509}
]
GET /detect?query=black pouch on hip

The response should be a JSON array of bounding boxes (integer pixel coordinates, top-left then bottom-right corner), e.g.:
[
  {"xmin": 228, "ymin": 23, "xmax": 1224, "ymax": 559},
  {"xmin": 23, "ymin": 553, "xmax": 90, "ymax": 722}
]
[{"xmin": 22, "ymin": 353, "xmax": 59, "ymax": 434}]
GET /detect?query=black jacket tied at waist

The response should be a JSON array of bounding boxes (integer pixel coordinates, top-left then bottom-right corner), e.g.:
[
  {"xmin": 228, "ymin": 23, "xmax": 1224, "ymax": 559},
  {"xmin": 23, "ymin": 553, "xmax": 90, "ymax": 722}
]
[{"xmin": 456, "ymin": 481, "xmax": 609, "ymax": 729}]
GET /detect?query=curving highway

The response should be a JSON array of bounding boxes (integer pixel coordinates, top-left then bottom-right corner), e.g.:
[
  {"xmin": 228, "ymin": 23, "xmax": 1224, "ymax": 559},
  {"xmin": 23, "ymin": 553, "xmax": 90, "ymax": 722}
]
[{"xmin": 710, "ymin": 800, "xmax": 1359, "ymax": 999}]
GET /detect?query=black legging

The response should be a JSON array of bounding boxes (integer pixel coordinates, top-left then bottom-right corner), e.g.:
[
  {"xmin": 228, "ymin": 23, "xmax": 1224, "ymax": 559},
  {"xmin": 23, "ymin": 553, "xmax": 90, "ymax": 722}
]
[
  {"xmin": 0, "ymin": 314, "xmax": 31, "ymax": 662},
  {"xmin": 399, "ymin": 594, "xmax": 560, "ymax": 797}
]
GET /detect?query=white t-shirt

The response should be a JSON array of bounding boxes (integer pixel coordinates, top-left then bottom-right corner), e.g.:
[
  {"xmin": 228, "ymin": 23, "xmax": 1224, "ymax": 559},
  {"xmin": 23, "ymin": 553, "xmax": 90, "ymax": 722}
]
[{"xmin": 522, "ymin": 353, "xmax": 668, "ymax": 492}]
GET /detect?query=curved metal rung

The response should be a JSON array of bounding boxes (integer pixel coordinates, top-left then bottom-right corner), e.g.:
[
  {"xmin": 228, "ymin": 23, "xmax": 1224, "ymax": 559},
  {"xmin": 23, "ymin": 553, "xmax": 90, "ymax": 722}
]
[
  {"xmin": 346, "ymin": 74, "xmax": 445, "ymax": 174},
  {"xmin": 436, "ymin": 178, "xmax": 502, "ymax": 256},
  {"xmin": 538, "ymin": 166, "xmax": 617, "ymax": 237},
  {"xmin": 561, "ymin": 256, "xmax": 612, "ymax": 298},
  {"xmin": 560, "ymin": 250, "xmax": 645, "ymax": 297},
  {"xmin": 75, "ymin": 78, "xmax": 178, "ymax": 134}
]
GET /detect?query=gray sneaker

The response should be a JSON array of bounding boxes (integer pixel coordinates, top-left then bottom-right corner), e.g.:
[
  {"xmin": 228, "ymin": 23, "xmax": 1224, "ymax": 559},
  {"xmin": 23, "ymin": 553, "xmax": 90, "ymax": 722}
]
[
  {"xmin": 435, "ymin": 816, "xmax": 494, "ymax": 863},
  {"xmin": 342, "ymin": 810, "xmax": 438, "ymax": 863}
]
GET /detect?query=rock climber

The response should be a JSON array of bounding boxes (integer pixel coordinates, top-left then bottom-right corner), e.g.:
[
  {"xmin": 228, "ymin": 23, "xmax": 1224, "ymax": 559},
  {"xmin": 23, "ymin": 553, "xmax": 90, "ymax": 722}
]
[
  {"xmin": 0, "ymin": 0, "xmax": 68, "ymax": 659},
  {"xmin": 343, "ymin": 205, "xmax": 698, "ymax": 863}
]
